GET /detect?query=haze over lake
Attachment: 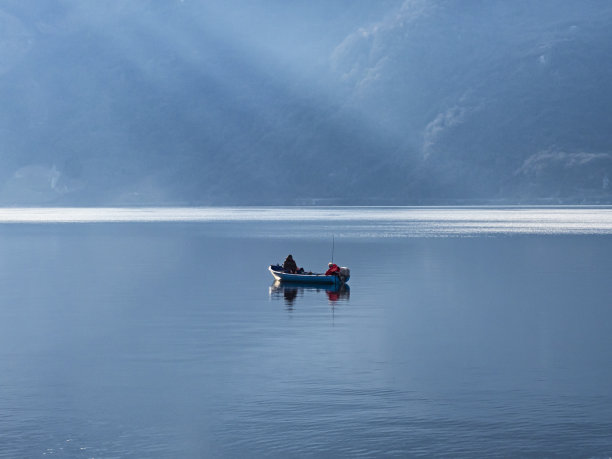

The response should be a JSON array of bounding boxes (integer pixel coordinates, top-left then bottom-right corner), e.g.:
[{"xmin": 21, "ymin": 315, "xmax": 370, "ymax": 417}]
[
  {"xmin": 1, "ymin": 1, "xmax": 612, "ymax": 205},
  {"xmin": 1, "ymin": 207, "xmax": 611, "ymax": 457}
]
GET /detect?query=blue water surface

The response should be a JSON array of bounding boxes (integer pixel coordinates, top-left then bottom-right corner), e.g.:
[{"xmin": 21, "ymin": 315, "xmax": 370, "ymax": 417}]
[{"xmin": 0, "ymin": 208, "xmax": 611, "ymax": 457}]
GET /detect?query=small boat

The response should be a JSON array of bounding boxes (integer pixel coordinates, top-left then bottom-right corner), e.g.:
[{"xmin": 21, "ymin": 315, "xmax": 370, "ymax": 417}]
[{"xmin": 268, "ymin": 264, "xmax": 350, "ymax": 285}]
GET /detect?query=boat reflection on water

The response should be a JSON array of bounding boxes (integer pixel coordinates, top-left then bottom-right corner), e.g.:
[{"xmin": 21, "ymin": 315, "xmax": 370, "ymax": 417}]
[{"xmin": 269, "ymin": 281, "xmax": 350, "ymax": 307}]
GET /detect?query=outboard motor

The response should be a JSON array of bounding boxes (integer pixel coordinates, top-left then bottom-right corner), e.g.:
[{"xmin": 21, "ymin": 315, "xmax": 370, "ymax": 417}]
[{"xmin": 339, "ymin": 267, "xmax": 350, "ymax": 283}]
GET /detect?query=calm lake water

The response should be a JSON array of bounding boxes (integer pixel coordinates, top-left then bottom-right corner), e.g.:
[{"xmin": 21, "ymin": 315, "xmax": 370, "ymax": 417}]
[{"xmin": 1, "ymin": 207, "xmax": 611, "ymax": 457}]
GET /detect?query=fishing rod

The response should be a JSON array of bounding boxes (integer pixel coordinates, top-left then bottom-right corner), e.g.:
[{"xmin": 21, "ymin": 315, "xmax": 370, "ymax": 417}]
[{"xmin": 331, "ymin": 234, "xmax": 335, "ymax": 264}]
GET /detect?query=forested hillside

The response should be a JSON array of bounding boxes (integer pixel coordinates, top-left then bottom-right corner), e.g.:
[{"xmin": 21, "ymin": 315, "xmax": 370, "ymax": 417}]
[{"xmin": 1, "ymin": 1, "xmax": 611, "ymax": 205}]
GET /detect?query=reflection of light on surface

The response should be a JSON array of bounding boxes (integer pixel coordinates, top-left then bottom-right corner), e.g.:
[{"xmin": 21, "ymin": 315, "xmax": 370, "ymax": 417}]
[{"xmin": 1, "ymin": 207, "xmax": 611, "ymax": 236}]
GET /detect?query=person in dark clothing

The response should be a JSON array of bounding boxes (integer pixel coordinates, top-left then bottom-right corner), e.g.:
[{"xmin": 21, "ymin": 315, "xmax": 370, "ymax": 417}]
[{"xmin": 283, "ymin": 254, "xmax": 298, "ymax": 273}]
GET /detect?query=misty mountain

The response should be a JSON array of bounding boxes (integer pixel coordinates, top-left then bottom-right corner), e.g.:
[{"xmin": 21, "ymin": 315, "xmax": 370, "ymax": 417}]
[{"xmin": 1, "ymin": 0, "xmax": 611, "ymax": 205}]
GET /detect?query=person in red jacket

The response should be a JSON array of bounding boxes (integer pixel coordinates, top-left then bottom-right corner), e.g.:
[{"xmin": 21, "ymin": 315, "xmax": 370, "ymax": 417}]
[{"xmin": 325, "ymin": 262, "xmax": 340, "ymax": 276}]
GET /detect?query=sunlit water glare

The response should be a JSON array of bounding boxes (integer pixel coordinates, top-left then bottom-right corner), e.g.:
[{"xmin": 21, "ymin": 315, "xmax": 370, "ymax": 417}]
[{"xmin": 0, "ymin": 206, "xmax": 611, "ymax": 236}]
